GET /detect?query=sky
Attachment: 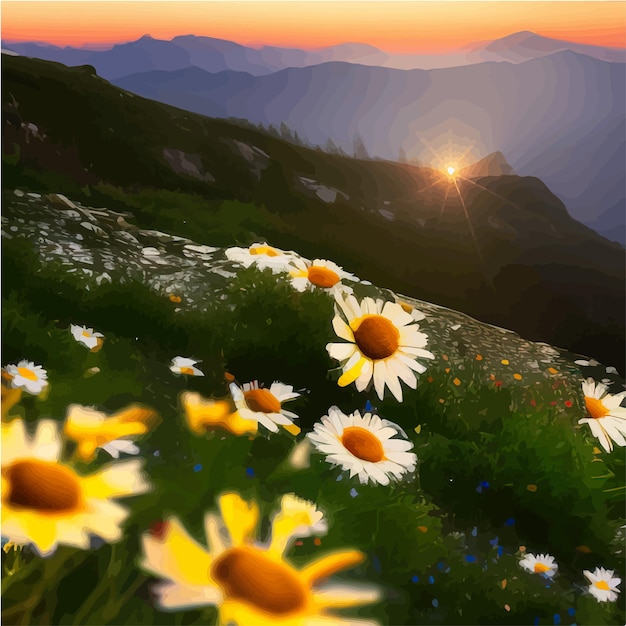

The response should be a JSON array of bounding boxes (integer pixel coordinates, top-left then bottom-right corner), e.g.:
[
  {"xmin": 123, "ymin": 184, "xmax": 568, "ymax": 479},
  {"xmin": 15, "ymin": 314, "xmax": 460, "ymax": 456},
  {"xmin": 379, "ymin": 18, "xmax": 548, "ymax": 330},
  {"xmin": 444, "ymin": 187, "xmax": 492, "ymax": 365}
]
[{"xmin": 2, "ymin": 1, "xmax": 625, "ymax": 53}]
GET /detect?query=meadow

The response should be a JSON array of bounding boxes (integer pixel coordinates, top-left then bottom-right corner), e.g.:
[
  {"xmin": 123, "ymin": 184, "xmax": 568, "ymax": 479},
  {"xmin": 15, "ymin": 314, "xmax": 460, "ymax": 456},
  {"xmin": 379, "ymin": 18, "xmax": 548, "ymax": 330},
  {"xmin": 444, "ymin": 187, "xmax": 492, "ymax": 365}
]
[{"xmin": 1, "ymin": 190, "xmax": 624, "ymax": 625}]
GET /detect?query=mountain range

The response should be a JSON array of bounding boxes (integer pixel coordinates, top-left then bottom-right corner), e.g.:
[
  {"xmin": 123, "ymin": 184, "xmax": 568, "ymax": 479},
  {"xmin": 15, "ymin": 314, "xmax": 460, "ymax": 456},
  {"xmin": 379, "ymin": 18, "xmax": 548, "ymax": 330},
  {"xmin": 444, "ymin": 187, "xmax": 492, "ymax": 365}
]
[
  {"xmin": 5, "ymin": 31, "xmax": 622, "ymax": 244},
  {"xmin": 5, "ymin": 31, "xmax": 625, "ymax": 75},
  {"xmin": 2, "ymin": 54, "xmax": 624, "ymax": 370}
]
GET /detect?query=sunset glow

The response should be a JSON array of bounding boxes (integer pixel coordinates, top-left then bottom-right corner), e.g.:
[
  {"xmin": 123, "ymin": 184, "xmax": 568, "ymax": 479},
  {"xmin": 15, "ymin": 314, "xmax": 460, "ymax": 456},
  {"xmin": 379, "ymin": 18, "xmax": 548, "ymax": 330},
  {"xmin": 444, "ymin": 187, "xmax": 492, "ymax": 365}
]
[{"xmin": 2, "ymin": 1, "xmax": 625, "ymax": 52}]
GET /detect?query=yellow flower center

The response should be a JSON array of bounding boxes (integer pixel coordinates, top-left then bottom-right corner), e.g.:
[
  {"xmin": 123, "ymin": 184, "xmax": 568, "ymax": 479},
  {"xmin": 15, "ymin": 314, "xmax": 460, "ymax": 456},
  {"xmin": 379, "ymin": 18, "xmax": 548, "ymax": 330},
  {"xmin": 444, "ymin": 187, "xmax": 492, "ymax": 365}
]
[
  {"xmin": 307, "ymin": 266, "xmax": 340, "ymax": 288},
  {"xmin": 534, "ymin": 563, "xmax": 551, "ymax": 574},
  {"xmin": 180, "ymin": 367, "xmax": 196, "ymax": 375},
  {"xmin": 250, "ymin": 246, "xmax": 279, "ymax": 257},
  {"xmin": 244, "ymin": 389, "xmax": 281, "ymax": 414},
  {"xmin": 353, "ymin": 315, "xmax": 399, "ymax": 360},
  {"xmin": 16, "ymin": 367, "xmax": 37, "ymax": 381},
  {"xmin": 82, "ymin": 330, "xmax": 92, "ymax": 338},
  {"xmin": 4, "ymin": 460, "xmax": 83, "ymax": 513},
  {"xmin": 341, "ymin": 426, "xmax": 385, "ymax": 462},
  {"xmin": 211, "ymin": 546, "xmax": 308, "ymax": 615},
  {"xmin": 585, "ymin": 396, "xmax": 610, "ymax": 419},
  {"xmin": 595, "ymin": 580, "xmax": 611, "ymax": 591}
]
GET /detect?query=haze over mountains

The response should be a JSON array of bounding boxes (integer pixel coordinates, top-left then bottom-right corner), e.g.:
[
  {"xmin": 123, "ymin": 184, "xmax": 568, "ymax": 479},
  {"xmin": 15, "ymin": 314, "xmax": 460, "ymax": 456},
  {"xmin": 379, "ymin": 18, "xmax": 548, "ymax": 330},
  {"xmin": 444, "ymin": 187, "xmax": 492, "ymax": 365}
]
[{"xmin": 6, "ymin": 31, "xmax": 624, "ymax": 244}]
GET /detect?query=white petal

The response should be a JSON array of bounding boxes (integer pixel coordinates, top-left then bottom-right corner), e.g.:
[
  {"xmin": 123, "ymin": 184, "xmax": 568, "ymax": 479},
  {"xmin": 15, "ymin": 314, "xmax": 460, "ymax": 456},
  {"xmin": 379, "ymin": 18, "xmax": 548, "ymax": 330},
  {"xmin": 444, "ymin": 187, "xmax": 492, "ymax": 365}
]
[
  {"xmin": 332, "ymin": 315, "xmax": 354, "ymax": 342},
  {"xmin": 328, "ymin": 342, "xmax": 357, "ymax": 361},
  {"xmin": 372, "ymin": 361, "xmax": 387, "ymax": 400},
  {"xmin": 354, "ymin": 359, "xmax": 373, "ymax": 392}
]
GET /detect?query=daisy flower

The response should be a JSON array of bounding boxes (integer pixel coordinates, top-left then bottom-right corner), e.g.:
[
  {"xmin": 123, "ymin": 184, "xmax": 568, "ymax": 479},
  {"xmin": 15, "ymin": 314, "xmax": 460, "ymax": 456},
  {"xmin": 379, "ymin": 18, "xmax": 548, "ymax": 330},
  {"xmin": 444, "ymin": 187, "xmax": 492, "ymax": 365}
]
[
  {"xmin": 327, "ymin": 294, "xmax": 434, "ymax": 402},
  {"xmin": 139, "ymin": 491, "xmax": 380, "ymax": 625},
  {"xmin": 230, "ymin": 381, "xmax": 300, "ymax": 434},
  {"xmin": 63, "ymin": 404, "xmax": 160, "ymax": 461},
  {"xmin": 70, "ymin": 324, "xmax": 104, "ymax": 351},
  {"xmin": 269, "ymin": 494, "xmax": 328, "ymax": 550},
  {"xmin": 170, "ymin": 357, "xmax": 204, "ymax": 377},
  {"xmin": 3, "ymin": 361, "xmax": 48, "ymax": 395},
  {"xmin": 578, "ymin": 378, "xmax": 626, "ymax": 452},
  {"xmin": 286, "ymin": 258, "xmax": 357, "ymax": 295},
  {"xmin": 2, "ymin": 418, "xmax": 150, "ymax": 557},
  {"xmin": 307, "ymin": 407, "xmax": 417, "ymax": 486},
  {"xmin": 584, "ymin": 567, "xmax": 621, "ymax": 602},
  {"xmin": 519, "ymin": 553, "xmax": 558, "ymax": 578},
  {"xmin": 396, "ymin": 300, "xmax": 427, "ymax": 323},
  {"xmin": 180, "ymin": 391, "xmax": 258, "ymax": 437},
  {"xmin": 225, "ymin": 242, "xmax": 297, "ymax": 272}
]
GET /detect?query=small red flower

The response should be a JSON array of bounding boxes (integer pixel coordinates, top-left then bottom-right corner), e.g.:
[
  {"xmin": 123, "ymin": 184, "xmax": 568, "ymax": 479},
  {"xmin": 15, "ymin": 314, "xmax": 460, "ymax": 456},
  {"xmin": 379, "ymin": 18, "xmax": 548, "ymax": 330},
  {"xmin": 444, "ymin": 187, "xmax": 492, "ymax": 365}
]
[
  {"xmin": 149, "ymin": 520, "xmax": 169, "ymax": 540},
  {"xmin": 549, "ymin": 401, "xmax": 557, "ymax": 406},
  {"xmin": 530, "ymin": 400, "xmax": 537, "ymax": 407},
  {"xmin": 564, "ymin": 400, "xmax": 573, "ymax": 408},
  {"xmin": 495, "ymin": 381, "xmax": 502, "ymax": 388}
]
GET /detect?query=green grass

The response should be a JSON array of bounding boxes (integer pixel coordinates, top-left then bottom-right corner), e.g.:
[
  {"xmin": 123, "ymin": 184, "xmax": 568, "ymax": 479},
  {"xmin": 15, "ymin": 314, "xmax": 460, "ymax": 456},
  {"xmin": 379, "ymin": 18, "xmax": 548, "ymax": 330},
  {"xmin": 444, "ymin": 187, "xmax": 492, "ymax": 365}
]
[{"xmin": 1, "ymin": 232, "xmax": 624, "ymax": 626}]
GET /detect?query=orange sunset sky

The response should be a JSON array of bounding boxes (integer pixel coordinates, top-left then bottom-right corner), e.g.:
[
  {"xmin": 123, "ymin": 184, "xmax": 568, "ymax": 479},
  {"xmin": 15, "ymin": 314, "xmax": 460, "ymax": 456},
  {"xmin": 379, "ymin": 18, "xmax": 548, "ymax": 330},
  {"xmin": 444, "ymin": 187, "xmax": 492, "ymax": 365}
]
[{"xmin": 2, "ymin": 1, "xmax": 625, "ymax": 53}]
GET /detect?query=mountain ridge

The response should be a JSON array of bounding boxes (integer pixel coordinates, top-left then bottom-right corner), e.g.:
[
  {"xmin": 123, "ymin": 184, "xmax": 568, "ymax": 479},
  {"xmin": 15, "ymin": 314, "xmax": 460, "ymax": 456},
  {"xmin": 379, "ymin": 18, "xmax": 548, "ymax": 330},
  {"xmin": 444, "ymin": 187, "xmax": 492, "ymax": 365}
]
[{"xmin": 2, "ymin": 54, "xmax": 624, "ymax": 369}]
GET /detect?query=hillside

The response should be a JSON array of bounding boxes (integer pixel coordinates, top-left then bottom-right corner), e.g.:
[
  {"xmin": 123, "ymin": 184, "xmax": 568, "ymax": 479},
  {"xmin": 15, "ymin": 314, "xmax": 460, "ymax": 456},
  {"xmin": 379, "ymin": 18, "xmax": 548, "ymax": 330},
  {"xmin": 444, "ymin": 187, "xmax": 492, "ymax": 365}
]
[
  {"xmin": 1, "ymin": 187, "xmax": 625, "ymax": 626},
  {"xmin": 1, "ymin": 54, "xmax": 624, "ymax": 371},
  {"xmin": 110, "ymin": 50, "xmax": 626, "ymax": 244}
]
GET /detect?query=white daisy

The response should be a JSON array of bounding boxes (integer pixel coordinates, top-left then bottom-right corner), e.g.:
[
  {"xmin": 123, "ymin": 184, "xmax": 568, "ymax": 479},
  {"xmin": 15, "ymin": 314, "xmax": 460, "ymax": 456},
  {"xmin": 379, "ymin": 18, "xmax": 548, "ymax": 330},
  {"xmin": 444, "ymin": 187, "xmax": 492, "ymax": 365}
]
[
  {"xmin": 584, "ymin": 567, "xmax": 621, "ymax": 602},
  {"xmin": 70, "ymin": 324, "xmax": 104, "ymax": 351},
  {"xmin": 3, "ymin": 361, "xmax": 48, "ymax": 395},
  {"xmin": 519, "ymin": 553, "xmax": 558, "ymax": 578},
  {"xmin": 286, "ymin": 258, "xmax": 357, "ymax": 295},
  {"xmin": 225, "ymin": 242, "xmax": 297, "ymax": 272},
  {"xmin": 578, "ymin": 378, "xmax": 626, "ymax": 453},
  {"xmin": 138, "ymin": 492, "xmax": 379, "ymax": 623},
  {"xmin": 307, "ymin": 407, "xmax": 417, "ymax": 486},
  {"xmin": 327, "ymin": 294, "xmax": 434, "ymax": 402},
  {"xmin": 170, "ymin": 357, "xmax": 204, "ymax": 377},
  {"xmin": 268, "ymin": 494, "xmax": 328, "ymax": 554},
  {"xmin": 2, "ymin": 418, "xmax": 150, "ymax": 557},
  {"xmin": 229, "ymin": 381, "xmax": 300, "ymax": 433}
]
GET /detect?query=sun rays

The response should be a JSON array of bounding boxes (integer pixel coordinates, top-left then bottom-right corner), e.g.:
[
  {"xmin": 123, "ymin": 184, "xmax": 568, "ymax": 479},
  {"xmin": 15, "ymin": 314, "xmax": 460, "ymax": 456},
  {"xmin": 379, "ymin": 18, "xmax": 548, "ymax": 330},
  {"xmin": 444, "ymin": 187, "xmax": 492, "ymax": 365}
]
[{"xmin": 411, "ymin": 134, "xmax": 526, "ymax": 280}]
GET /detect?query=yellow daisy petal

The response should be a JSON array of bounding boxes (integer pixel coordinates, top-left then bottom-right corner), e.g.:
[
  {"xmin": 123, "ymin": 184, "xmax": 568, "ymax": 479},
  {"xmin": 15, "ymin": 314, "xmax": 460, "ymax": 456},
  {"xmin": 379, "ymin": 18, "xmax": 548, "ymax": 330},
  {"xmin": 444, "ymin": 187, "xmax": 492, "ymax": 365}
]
[
  {"xmin": 141, "ymin": 517, "xmax": 214, "ymax": 587},
  {"xmin": 338, "ymin": 356, "xmax": 367, "ymax": 387},
  {"xmin": 219, "ymin": 493, "xmax": 259, "ymax": 546},
  {"xmin": 300, "ymin": 550, "xmax": 365, "ymax": 586}
]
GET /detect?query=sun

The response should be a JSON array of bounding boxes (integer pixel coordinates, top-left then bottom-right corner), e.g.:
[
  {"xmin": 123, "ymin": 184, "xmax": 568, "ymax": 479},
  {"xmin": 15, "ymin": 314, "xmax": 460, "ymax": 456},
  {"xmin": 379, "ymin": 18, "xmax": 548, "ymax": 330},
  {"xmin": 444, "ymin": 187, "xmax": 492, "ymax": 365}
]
[{"xmin": 446, "ymin": 166, "xmax": 456, "ymax": 176}]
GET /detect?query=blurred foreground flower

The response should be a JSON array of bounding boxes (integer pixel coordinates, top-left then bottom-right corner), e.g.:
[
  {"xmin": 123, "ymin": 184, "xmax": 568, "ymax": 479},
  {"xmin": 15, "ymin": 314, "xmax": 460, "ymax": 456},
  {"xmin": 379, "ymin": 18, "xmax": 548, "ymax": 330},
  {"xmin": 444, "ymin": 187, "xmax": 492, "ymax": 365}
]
[
  {"xmin": 578, "ymin": 378, "xmax": 626, "ymax": 453},
  {"xmin": 519, "ymin": 553, "xmax": 558, "ymax": 578},
  {"xmin": 327, "ymin": 294, "xmax": 434, "ymax": 402},
  {"xmin": 2, "ymin": 418, "xmax": 150, "ymax": 557},
  {"xmin": 1, "ymin": 374, "xmax": 22, "ymax": 420},
  {"xmin": 230, "ymin": 381, "xmax": 301, "ymax": 434},
  {"xmin": 583, "ymin": 567, "xmax": 621, "ymax": 602},
  {"xmin": 308, "ymin": 407, "xmax": 417, "ymax": 486},
  {"xmin": 2, "ymin": 360, "xmax": 48, "ymax": 395},
  {"xmin": 64, "ymin": 403, "xmax": 160, "ymax": 461},
  {"xmin": 70, "ymin": 324, "xmax": 104, "ymax": 351},
  {"xmin": 286, "ymin": 258, "xmax": 356, "ymax": 295},
  {"xmin": 181, "ymin": 391, "xmax": 258, "ymax": 436},
  {"xmin": 225, "ymin": 242, "xmax": 297, "ymax": 271},
  {"xmin": 170, "ymin": 357, "xmax": 205, "ymax": 377},
  {"xmin": 140, "ymin": 492, "xmax": 379, "ymax": 625}
]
